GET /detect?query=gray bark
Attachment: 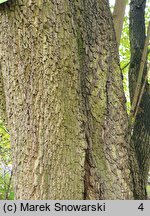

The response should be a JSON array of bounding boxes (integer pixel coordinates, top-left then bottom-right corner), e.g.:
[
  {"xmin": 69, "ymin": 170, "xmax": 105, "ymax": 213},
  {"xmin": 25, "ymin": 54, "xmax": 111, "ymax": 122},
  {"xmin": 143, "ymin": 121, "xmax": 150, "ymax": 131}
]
[{"xmin": 129, "ymin": 0, "xmax": 150, "ymax": 199}]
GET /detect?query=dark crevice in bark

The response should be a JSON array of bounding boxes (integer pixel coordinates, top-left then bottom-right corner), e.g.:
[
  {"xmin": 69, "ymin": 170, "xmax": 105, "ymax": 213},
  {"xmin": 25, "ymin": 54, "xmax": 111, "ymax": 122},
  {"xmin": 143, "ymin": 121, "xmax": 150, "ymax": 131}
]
[
  {"xmin": 0, "ymin": 65, "xmax": 7, "ymax": 124},
  {"xmin": 70, "ymin": 0, "xmax": 133, "ymax": 199},
  {"xmin": 69, "ymin": 0, "xmax": 107, "ymax": 199},
  {"xmin": 69, "ymin": 2, "xmax": 92, "ymax": 200}
]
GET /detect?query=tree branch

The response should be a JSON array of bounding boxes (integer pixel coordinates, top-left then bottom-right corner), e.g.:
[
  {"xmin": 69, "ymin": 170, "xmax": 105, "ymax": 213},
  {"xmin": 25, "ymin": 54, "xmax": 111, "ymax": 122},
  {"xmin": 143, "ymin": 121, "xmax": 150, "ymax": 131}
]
[
  {"xmin": 121, "ymin": 62, "xmax": 130, "ymax": 71},
  {"xmin": 113, "ymin": 0, "xmax": 127, "ymax": 47},
  {"xmin": 129, "ymin": 21, "xmax": 150, "ymax": 124}
]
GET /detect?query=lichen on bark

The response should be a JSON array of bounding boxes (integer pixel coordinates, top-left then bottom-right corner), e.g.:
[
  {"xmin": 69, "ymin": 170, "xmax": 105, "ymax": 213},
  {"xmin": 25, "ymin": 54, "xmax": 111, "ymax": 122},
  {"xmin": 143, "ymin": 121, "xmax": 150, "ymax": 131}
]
[{"xmin": 0, "ymin": 0, "xmax": 133, "ymax": 199}]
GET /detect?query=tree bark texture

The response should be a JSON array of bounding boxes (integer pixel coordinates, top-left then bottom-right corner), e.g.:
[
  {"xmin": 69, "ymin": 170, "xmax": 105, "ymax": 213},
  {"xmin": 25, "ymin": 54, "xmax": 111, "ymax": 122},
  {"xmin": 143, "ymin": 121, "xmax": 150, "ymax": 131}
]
[
  {"xmin": 0, "ymin": 67, "xmax": 7, "ymax": 123},
  {"xmin": 129, "ymin": 0, "xmax": 150, "ymax": 199},
  {"xmin": 0, "ymin": 0, "xmax": 133, "ymax": 199}
]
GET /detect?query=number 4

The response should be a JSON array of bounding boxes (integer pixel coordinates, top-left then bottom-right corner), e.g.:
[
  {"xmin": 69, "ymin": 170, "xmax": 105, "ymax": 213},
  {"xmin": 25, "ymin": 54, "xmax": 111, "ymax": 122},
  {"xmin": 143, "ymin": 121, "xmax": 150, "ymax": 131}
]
[{"xmin": 138, "ymin": 203, "xmax": 144, "ymax": 211}]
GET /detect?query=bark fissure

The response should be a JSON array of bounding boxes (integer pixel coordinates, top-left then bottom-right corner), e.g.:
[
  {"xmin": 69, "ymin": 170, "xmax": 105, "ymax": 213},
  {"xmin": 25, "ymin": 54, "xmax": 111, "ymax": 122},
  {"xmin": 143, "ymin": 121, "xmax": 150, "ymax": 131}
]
[
  {"xmin": 0, "ymin": 66, "xmax": 7, "ymax": 123},
  {"xmin": 0, "ymin": 0, "xmax": 134, "ymax": 199},
  {"xmin": 70, "ymin": 0, "xmax": 133, "ymax": 199}
]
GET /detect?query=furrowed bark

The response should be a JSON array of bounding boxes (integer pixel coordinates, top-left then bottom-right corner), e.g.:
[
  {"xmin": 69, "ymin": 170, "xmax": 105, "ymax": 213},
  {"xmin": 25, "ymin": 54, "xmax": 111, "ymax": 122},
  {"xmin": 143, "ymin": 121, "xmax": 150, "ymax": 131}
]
[
  {"xmin": 0, "ymin": 0, "xmax": 133, "ymax": 199},
  {"xmin": 129, "ymin": 0, "xmax": 150, "ymax": 199}
]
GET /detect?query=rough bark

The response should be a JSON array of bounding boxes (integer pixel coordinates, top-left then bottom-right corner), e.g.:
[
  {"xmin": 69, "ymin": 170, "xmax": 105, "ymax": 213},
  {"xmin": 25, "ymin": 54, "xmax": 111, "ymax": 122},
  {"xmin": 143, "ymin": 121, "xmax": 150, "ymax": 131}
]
[
  {"xmin": 113, "ymin": 0, "xmax": 127, "ymax": 46},
  {"xmin": 129, "ymin": 0, "xmax": 150, "ymax": 199},
  {"xmin": 0, "ymin": 66, "xmax": 7, "ymax": 123},
  {"xmin": 0, "ymin": 0, "xmax": 133, "ymax": 199}
]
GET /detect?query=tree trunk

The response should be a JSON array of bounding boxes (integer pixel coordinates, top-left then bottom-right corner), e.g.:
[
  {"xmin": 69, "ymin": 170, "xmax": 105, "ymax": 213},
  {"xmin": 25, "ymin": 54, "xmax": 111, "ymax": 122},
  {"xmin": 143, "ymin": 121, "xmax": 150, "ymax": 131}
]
[
  {"xmin": 129, "ymin": 0, "xmax": 150, "ymax": 199},
  {"xmin": 113, "ymin": 0, "xmax": 127, "ymax": 46},
  {"xmin": 0, "ymin": 0, "xmax": 133, "ymax": 199}
]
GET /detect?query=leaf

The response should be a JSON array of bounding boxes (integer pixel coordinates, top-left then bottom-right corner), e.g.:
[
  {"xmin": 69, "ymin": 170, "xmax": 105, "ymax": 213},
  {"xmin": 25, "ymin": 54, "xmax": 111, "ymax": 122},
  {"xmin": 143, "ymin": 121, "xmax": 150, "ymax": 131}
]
[{"xmin": 0, "ymin": 0, "xmax": 8, "ymax": 4}]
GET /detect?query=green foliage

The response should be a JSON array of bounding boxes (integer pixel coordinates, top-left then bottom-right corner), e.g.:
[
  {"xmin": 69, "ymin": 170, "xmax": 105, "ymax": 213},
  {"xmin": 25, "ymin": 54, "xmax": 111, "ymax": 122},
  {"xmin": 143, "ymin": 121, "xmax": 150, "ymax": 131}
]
[
  {"xmin": 0, "ymin": 120, "xmax": 14, "ymax": 200},
  {"xmin": 119, "ymin": 15, "xmax": 131, "ymax": 113},
  {"xmin": 0, "ymin": 0, "xmax": 8, "ymax": 4},
  {"xmin": 147, "ymin": 185, "xmax": 150, "ymax": 199},
  {"xmin": 0, "ymin": 171, "xmax": 14, "ymax": 200},
  {"xmin": 0, "ymin": 121, "xmax": 11, "ymax": 163}
]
